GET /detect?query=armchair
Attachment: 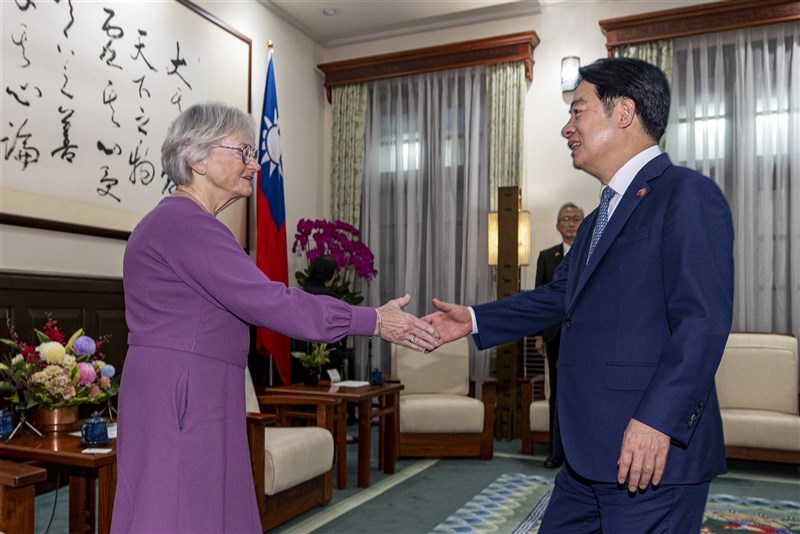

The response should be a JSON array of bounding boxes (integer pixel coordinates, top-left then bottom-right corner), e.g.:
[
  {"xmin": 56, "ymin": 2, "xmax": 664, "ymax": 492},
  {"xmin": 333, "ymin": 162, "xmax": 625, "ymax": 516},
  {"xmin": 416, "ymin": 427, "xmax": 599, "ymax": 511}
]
[
  {"xmin": 245, "ymin": 369, "xmax": 338, "ymax": 531},
  {"xmin": 391, "ymin": 338, "xmax": 496, "ymax": 459},
  {"xmin": 519, "ymin": 358, "xmax": 551, "ymax": 455},
  {"xmin": 716, "ymin": 332, "xmax": 800, "ymax": 464}
]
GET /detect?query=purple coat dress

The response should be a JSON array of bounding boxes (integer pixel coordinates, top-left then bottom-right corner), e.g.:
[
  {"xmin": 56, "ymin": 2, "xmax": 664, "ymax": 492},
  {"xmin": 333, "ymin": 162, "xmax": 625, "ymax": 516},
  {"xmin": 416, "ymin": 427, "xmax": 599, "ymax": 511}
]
[{"xmin": 111, "ymin": 196, "xmax": 376, "ymax": 533}]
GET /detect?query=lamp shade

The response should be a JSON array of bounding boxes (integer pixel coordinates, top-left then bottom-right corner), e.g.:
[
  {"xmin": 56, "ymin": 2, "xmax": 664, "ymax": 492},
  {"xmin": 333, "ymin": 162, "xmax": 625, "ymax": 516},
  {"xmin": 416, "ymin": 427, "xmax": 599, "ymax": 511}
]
[{"xmin": 488, "ymin": 211, "xmax": 531, "ymax": 266}]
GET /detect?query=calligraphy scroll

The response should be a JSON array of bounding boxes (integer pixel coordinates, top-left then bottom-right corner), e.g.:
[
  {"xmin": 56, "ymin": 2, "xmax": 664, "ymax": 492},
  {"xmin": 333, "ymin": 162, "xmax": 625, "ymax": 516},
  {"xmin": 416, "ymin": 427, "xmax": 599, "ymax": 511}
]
[{"xmin": 0, "ymin": 0, "xmax": 251, "ymax": 244}]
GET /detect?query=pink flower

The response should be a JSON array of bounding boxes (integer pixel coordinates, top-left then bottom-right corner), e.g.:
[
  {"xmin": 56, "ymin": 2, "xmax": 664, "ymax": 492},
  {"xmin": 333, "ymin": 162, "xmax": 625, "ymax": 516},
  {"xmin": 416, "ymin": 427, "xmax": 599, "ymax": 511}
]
[
  {"xmin": 76, "ymin": 362, "xmax": 97, "ymax": 386},
  {"xmin": 88, "ymin": 384, "xmax": 102, "ymax": 401}
]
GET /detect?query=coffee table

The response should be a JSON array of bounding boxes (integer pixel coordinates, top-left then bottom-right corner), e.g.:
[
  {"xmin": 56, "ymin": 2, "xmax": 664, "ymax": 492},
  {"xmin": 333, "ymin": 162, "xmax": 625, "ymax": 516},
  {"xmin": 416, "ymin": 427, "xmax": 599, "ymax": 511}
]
[
  {"xmin": 0, "ymin": 430, "xmax": 116, "ymax": 534},
  {"xmin": 266, "ymin": 382, "xmax": 402, "ymax": 488}
]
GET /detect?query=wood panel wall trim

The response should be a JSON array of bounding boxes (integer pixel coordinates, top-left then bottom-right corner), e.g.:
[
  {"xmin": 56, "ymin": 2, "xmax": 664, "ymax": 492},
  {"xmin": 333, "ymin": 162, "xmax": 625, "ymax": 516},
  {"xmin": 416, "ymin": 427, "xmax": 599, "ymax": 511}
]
[
  {"xmin": 599, "ymin": 0, "xmax": 800, "ymax": 52},
  {"xmin": 0, "ymin": 271, "xmax": 123, "ymax": 294},
  {"xmin": 317, "ymin": 31, "xmax": 540, "ymax": 102}
]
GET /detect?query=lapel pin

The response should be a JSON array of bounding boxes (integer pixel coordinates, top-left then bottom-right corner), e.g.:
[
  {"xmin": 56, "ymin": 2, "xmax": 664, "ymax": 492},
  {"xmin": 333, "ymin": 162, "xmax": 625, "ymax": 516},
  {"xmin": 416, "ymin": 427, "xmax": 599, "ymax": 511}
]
[
  {"xmin": 636, "ymin": 188, "xmax": 647, "ymax": 197},
  {"xmin": 555, "ymin": 251, "xmax": 561, "ymax": 257}
]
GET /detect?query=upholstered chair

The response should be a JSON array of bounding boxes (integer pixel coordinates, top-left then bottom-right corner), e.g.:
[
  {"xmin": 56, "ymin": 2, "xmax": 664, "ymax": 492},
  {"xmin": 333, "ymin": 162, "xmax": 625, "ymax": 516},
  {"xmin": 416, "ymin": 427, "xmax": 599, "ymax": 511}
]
[
  {"xmin": 390, "ymin": 338, "xmax": 496, "ymax": 459},
  {"xmin": 245, "ymin": 369, "xmax": 337, "ymax": 531},
  {"xmin": 715, "ymin": 332, "xmax": 800, "ymax": 464},
  {"xmin": 519, "ymin": 358, "xmax": 552, "ymax": 454}
]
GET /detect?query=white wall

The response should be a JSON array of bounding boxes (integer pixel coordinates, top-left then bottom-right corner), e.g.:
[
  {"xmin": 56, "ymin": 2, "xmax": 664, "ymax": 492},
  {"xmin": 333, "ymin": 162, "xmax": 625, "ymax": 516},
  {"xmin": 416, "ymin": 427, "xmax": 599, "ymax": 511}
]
[{"xmin": 317, "ymin": 0, "xmax": 716, "ymax": 291}]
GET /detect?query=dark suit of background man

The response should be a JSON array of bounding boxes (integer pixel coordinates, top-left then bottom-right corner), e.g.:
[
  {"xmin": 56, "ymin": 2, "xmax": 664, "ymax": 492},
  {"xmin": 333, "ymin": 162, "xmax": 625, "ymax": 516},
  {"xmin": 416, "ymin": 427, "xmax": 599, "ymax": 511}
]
[
  {"xmin": 425, "ymin": 57, "xmax": 733, "ymax": 533},
  {"xmin": 534, "ymin": 202, "xmax": 584, "ymax": 469}
]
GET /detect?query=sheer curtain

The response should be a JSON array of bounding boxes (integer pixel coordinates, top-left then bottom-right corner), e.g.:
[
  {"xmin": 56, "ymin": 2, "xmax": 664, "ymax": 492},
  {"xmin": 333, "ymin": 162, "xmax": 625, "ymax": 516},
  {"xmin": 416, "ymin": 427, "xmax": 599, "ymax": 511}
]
[
  {"xmin": 358, "ymin": 67, "xmax": 493, "ymax": 376},
  {"xmin": 667, "ymin": 21, "xmax": 800, "ymax": 340}
]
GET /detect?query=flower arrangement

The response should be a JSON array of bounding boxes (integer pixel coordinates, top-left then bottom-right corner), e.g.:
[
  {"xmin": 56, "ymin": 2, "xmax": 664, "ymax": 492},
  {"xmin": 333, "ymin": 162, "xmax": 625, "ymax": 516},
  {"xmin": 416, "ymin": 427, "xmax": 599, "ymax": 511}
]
[
  {"xmin": 0, "ymin": 314, "xmax": 119, "ymax": 410},
  {"xmin": 292, "ymin": 218, "xmax": 378, "ymax": 305}
]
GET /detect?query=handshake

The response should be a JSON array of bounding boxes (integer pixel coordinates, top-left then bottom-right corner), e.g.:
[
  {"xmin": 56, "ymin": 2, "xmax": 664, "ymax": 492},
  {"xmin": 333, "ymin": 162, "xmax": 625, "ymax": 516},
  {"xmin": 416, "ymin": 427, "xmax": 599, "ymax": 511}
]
[{"xmin": 374, "ymin": 294, "xmax": 474, "ymax": 353}]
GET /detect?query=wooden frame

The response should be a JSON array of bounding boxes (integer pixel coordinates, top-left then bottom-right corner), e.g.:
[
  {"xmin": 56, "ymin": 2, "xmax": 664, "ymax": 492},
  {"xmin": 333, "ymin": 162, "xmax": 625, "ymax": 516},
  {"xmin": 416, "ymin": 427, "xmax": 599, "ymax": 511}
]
[
  {"xmin": 317, "ymin": 31, "xmax": 539, "ymax": 102},
  {"xmin": 599, "ymin": 0, "xmax": 800, "ymax": 53},
  {"xmin": 0, "ymin": 0, "xmax": 252, "ymax": 243}
]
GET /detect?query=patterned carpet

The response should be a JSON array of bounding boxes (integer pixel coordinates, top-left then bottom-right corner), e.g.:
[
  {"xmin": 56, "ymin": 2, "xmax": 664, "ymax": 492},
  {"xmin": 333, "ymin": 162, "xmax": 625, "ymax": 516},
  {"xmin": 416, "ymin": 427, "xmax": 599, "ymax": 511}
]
[{"xmin": 432, "ymin": 473, "xmax": 800, "ymax": 534}]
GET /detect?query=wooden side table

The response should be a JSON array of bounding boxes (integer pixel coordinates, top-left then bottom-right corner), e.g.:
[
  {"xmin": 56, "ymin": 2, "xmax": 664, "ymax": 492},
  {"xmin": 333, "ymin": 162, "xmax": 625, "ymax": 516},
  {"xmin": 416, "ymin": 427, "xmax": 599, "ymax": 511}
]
[{"xmin": 0, "ymin": 431, "xmax": 116, "ymax": 534}]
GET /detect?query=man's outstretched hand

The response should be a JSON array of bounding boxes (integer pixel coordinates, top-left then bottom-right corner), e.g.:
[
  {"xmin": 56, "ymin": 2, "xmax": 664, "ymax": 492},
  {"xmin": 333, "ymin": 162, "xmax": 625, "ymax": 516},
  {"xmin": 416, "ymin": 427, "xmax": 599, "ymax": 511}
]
[{"xmin": 421, "ymin": 298, "xmax": 473, "ymax": 344}]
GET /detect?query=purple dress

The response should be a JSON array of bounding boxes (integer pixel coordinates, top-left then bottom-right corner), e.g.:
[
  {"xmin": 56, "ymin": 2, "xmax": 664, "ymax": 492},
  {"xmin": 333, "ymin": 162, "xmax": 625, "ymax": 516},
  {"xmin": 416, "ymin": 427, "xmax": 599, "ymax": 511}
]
[{"xmin": 111, "ymin": 197, "xmax": 375, "ymax": 533}]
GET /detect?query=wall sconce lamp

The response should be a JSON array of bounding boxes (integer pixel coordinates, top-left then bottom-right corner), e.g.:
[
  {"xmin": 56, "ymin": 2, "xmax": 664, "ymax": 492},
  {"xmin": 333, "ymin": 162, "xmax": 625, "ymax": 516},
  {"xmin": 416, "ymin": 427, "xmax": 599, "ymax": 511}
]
[
  {"xmin": 561, "ymin": 56, "xmax": 580, "ymax": 92},
  {"xmin": 488, "ymin": 210, "xmax": 531, "ymax": 266}
]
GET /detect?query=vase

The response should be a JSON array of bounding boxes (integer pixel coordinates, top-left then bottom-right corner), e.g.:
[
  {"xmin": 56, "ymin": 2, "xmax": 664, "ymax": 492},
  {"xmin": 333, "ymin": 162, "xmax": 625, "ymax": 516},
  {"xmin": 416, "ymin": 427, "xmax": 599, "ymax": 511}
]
[
  {"xmin": 31, "ymin": 406, "xmax": 79, "ymax": 433},
  {"xmin": 305, "ymin": 368, "xmax": 320, "ymax": 386}
]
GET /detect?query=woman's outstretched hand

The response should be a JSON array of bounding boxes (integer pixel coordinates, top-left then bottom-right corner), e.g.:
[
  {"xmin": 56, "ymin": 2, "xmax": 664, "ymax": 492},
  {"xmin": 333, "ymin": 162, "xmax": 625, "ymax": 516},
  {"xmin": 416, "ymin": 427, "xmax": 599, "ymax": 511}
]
[{"xmin": 377, "ymin": 294, "xmax": 441, "ymax": 352}]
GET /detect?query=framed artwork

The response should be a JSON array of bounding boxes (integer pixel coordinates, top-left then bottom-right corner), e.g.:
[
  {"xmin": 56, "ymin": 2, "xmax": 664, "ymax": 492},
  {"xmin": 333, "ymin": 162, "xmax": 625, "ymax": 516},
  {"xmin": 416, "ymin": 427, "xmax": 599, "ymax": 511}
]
[{"xmin": 0, "ymin": 0, "xmax": 252, "ymax": 245}]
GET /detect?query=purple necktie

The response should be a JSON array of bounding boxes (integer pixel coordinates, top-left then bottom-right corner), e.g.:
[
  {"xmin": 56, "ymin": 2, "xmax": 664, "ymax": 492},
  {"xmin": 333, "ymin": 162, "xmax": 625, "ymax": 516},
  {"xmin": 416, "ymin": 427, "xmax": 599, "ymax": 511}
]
[{"xmin": 588, "ymin": 186, "xmax": 615, "ymax": 260}]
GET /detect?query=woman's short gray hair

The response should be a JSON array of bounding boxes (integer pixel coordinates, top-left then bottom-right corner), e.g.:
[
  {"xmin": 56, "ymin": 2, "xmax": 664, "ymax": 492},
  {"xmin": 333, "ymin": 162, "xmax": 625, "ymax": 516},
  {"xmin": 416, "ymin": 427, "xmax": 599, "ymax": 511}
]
[{"xmin": 162, "ymin": 102, "xmax": 256, "ymax": 186}]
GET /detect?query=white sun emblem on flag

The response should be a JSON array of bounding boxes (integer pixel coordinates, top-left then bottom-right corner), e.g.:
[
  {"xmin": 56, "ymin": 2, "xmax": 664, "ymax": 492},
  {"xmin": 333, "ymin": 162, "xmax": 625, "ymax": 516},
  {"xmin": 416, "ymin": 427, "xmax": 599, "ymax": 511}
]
[{"xmin": 261, "ymin": 109, "xmax": 281, "ymax": 175}]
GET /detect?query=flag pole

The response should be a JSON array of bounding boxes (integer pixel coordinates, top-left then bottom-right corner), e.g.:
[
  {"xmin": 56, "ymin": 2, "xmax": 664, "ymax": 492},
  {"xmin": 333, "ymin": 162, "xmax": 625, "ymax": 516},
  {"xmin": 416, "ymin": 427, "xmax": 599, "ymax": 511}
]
[{"xmin": 266, "ymin": 39, "xmax": 273, "ymax": 387}]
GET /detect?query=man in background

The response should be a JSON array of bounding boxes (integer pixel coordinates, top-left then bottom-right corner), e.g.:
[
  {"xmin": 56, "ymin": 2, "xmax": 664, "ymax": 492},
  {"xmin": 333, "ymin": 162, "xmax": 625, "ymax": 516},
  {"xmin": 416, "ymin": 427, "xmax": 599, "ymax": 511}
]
[{"xmin": 534, "ymin": 202, "xmax": 584, "ymax": 469}]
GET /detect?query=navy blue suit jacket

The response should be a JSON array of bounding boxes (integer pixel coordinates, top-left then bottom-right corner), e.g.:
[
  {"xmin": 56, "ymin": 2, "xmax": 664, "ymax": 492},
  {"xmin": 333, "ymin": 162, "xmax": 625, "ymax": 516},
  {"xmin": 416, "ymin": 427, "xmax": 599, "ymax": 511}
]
[{"xmin": 473, "ymin": 154, "xmax": 733, "ymax": 484}]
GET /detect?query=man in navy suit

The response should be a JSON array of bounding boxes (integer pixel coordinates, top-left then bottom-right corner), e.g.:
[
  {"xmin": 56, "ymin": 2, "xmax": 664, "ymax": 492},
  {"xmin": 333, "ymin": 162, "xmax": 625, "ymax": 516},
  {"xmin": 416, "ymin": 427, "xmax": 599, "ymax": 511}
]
[
  {"xmin": 534, "ymin": 201, "xmax": 584, "ymax": 469},
  {"xmin": 424, "ymin": 57, "xmax": 733, "ymax": 532}
]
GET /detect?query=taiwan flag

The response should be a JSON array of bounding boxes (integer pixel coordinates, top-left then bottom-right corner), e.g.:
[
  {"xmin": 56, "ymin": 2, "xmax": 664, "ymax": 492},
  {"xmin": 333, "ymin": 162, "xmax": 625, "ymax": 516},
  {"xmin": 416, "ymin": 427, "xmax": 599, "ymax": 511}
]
[{"xmin": 256, "ymin": 48, "xmax": 290, "ymax": 385}]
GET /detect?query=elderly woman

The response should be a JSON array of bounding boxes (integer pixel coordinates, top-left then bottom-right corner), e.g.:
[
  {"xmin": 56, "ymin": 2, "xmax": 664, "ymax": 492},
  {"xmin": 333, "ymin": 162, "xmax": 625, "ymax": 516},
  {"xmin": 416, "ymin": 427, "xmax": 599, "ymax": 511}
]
[{"xmin": 111, "ymin": 102, "xmax": 440, "ymax": 533}]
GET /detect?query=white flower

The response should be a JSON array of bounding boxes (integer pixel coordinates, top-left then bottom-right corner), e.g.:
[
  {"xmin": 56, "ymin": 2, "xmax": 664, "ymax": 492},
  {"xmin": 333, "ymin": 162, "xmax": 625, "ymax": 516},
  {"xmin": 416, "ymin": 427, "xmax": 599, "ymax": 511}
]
[
  {"xmin": 61, "ymin": 354, "xmax": 76, "ymax": 368},
  {"xmin": 38, "ymin": 342, "xmax": 66, "ymax": 364},
  {"xmin": 11, "ymin": 354, "xmax": 23, "ymax": 365}
]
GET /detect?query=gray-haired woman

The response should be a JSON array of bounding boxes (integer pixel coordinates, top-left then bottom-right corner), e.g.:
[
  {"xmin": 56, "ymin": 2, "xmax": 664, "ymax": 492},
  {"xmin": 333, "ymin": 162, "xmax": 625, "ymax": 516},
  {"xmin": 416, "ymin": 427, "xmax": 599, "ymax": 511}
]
[{"xmin": 112, "ymin": 102, "xmax": 440, "ymax": 533}]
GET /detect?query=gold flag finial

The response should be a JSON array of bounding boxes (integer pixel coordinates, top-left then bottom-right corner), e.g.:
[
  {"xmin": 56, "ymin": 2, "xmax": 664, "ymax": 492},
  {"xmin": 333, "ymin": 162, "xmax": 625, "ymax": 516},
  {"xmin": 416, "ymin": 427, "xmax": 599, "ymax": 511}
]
[{"xmin": 266, "ymin": 40, "xmax": 273, "ymax": 50}]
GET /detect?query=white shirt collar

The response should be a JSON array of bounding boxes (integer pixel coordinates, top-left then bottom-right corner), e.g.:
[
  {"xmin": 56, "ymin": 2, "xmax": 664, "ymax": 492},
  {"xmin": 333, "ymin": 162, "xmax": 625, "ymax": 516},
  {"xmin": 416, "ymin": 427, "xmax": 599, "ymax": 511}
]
[
  {"xmin": 606, "ymin": 144, "xmax": 661, "ymax": 218},
  {"xmin": 562, "ymin": 242, "xmax": 571, "ymax": 255}
]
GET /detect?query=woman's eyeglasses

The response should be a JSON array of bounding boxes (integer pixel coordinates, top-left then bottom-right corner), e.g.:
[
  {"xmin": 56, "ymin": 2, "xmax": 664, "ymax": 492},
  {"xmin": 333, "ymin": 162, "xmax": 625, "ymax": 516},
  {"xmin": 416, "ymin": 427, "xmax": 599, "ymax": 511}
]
[
  {"xmin": 559, "ymin": 216, "xmax": 584, "ymax": 224},
  {"xmin": 214, "ymin": 144, "xmax": 257, "ymax": 165}
]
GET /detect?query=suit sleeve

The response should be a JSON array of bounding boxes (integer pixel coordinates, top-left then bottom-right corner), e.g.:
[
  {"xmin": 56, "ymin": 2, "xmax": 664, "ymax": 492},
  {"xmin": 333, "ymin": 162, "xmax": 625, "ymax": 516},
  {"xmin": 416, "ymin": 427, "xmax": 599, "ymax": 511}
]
[
  {"xmin": 633, "ymin": 175, "xmax": 734, "ymax": 446},
  {"xmin": 472, "ymin": 248, "xmax": 570, "ymax": 350}
]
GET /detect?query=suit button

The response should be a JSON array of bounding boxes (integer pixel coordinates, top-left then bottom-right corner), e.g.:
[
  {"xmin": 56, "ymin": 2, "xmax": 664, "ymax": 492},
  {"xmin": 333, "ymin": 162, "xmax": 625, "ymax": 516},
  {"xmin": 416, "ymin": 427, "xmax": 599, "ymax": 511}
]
[{"xmin": 565, "ymin": 319, "xmax": 572, "ymax": 328}]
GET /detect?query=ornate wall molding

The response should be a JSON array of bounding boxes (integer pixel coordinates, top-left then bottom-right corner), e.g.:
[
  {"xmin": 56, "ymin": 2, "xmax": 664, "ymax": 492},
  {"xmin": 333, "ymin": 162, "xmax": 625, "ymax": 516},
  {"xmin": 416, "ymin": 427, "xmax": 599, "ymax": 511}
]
[
  {"xmin": 317, "ymin": 31, "xmax": 539, "ymax": 102},
  {"xmin": 600, "ymin": 0, "xmax": 800, "ymax": 52}
]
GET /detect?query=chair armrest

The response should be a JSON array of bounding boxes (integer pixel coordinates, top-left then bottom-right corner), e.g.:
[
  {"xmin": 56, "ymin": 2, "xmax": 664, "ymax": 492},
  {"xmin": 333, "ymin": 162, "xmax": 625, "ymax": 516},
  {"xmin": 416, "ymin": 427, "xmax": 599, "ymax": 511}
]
[
  {"xmin": 385, "ymin": 375, "xmax": 400, "ymax": 384},
  {"xmin": 246, "ymin": 412, "xmax": 276, "ymax": 427},
  {"xmin": 519, "ymin": 374, "xmax": 545, "ymax": 405},
  {"xmin": 469, "ymin": 374, "xmax": 497, "ymax": 398}
]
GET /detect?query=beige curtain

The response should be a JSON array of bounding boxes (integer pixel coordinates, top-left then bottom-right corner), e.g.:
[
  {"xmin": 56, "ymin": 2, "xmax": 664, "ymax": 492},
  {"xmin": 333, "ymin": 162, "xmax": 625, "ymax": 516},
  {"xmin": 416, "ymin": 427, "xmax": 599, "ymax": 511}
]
[
  {"xmin": 612, "ymin": 40, "xmax": 674, "ymax": 83},
  {"xmin": 486, "ymin": 61, "xmax": 526, "ymax": 211},
  {"xmin": 330, "ymin": 84, "xmax": 368, "ymax": 227}
]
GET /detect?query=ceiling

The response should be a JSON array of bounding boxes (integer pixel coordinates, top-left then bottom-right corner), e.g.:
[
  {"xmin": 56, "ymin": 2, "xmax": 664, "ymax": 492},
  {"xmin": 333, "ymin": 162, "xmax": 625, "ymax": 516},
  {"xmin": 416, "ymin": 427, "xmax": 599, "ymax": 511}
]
[{"xmin": 259, "ymin": 0, "xmax": 543, "ymax": 47}]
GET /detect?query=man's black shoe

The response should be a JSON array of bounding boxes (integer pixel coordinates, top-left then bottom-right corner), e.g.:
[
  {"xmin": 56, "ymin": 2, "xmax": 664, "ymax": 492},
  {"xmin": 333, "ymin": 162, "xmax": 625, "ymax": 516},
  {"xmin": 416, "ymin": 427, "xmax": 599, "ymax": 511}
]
[{"xmin": 543, "ymin": 455, "xmax": 563, "ymax": 469}]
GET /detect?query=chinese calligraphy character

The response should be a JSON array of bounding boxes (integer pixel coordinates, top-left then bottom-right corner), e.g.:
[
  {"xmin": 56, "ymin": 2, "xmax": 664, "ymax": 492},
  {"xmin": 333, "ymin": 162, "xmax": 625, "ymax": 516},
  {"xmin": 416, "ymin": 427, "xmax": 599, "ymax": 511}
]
[
  {"xmin": 103, "ymin": 80, "xmax": 121, "ymax": 127},
  {"xmin": 131, "ymin": 29, "xmax": 157, "ymax": 72},
  {"xmin": 171, "ymin": 87, "xmax": 184, "ymax": 113},
  {"xmin": 135, "ymin": 107, "xmax": 150, "ymax": 135},
  {"xmin": 11, "ymin": 24, "xmax": 30, "ymax": 68},
  {"xmin": 97, "ymin": 165, "xmax": 121, "ymax": 202},
  {"xmin": 128, "ymin": 140, "xmax": 155, "ymax": 185},
  {"xmin": 133, "ymin": 76, "xmax": 151, "ymax": 98},
  {"xmin": 50, "ymin": 105, "xmax": 78, "ymax": 162},
  {"xmin": 54, "ymin": 0, "xmax": 74, "ymax": 38},
  {"xmin": 166, "ymin": 42, "xmax": 192, "ymax": 90},
  {"xmin": 5, "ymin": 83, "xmax": 41, "ymax": 107},
  {"xmin": 97, "ymin": 140, "xmax": 122, "ymax": 156},
  {"xmin": 99, "ymin": 8, "xmax": 123, "ymax": 70},
  {"xmin": 1, "ymin": 119, "xmax": 40, "ymax": 170}
]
